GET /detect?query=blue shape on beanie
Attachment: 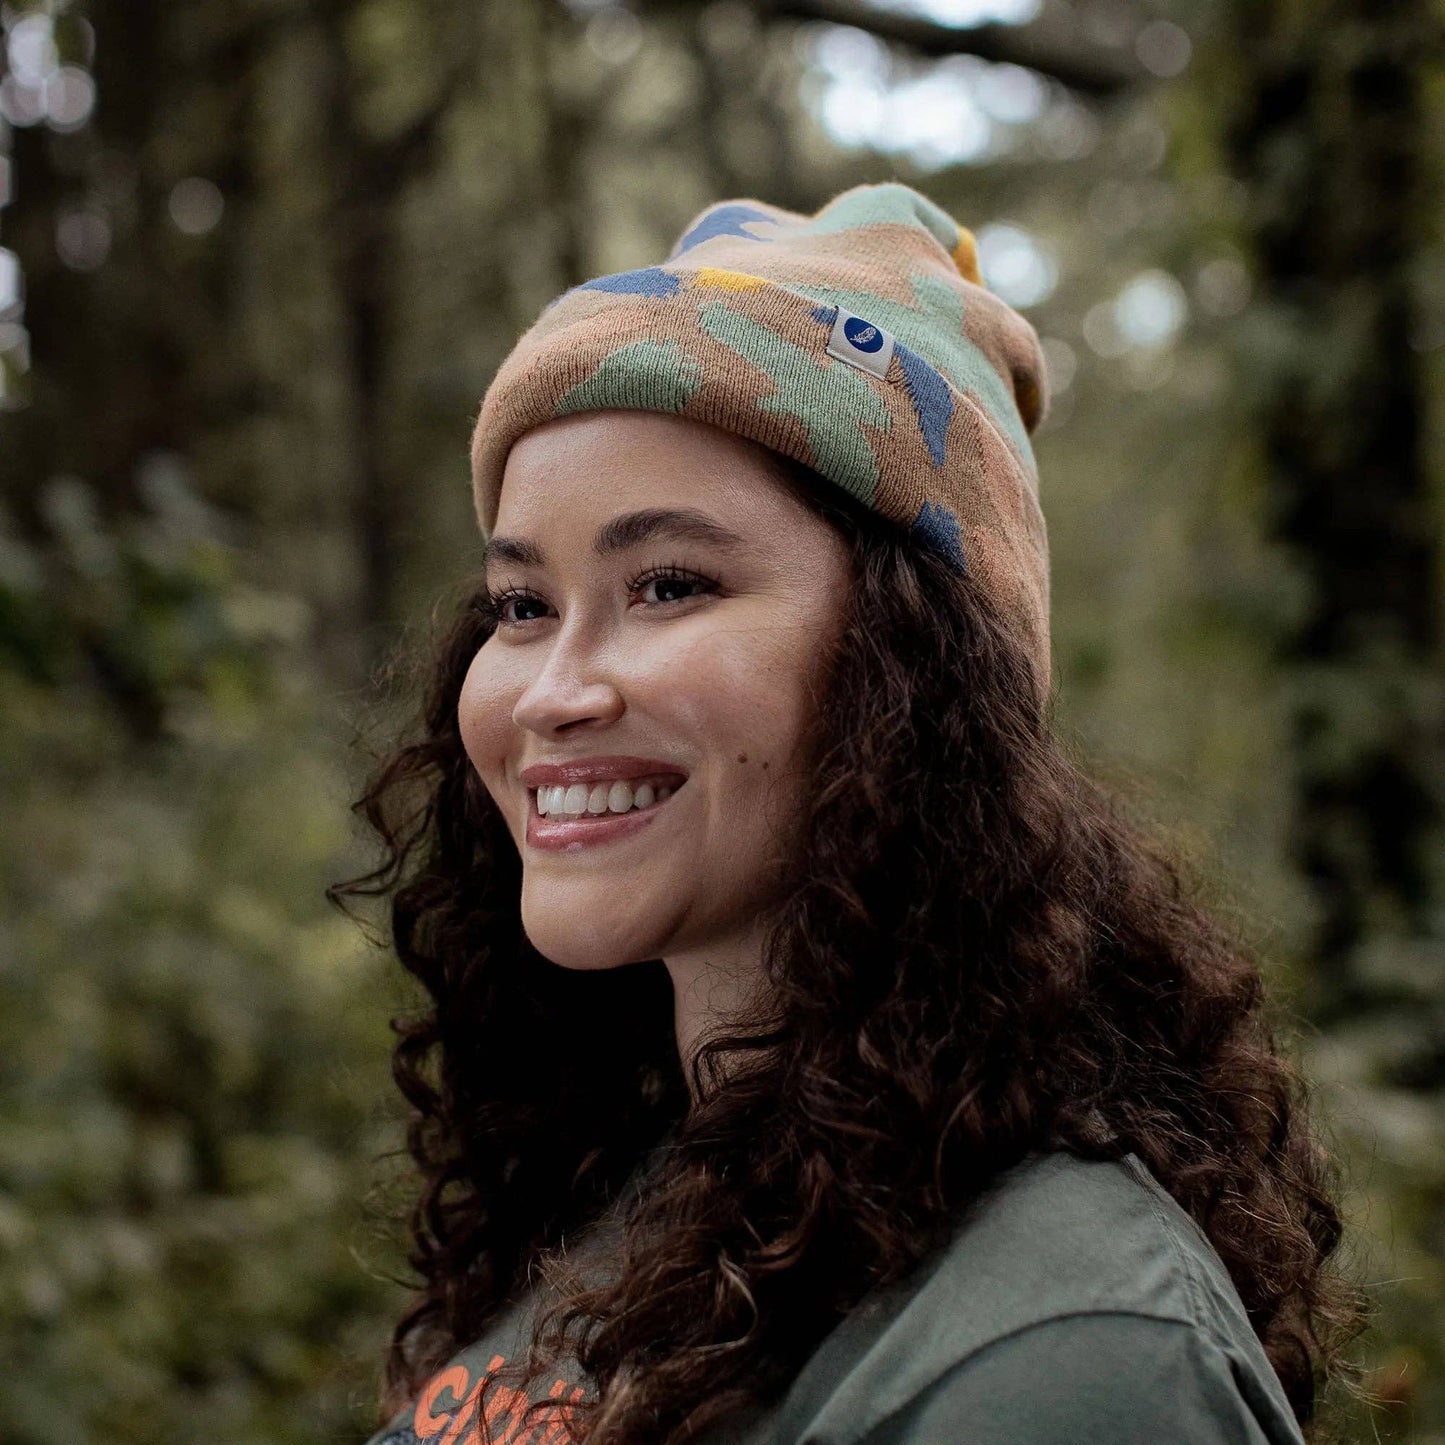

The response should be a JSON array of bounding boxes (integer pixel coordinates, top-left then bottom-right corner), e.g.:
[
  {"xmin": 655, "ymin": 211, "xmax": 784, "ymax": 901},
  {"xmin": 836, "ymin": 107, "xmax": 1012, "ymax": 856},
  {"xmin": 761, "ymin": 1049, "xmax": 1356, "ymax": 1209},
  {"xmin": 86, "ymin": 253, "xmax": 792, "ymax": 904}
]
[
  {"xmin": 912, "ymin": 499, "xmax": 967, "ymax": 573},
  {"xmin": 671, "ymin": 204, "xmax": 777, "ymax": 257},
  {"xmin": 578, "ymin": 267, "xmax": 683, "ymax": 299},
  {"xmin": 895, "ymin": 342, "xmax": 954, "ymax": 467},
  {"xmin": 809, "ymin": 305, "xmax": 838, "ymax": 326}
]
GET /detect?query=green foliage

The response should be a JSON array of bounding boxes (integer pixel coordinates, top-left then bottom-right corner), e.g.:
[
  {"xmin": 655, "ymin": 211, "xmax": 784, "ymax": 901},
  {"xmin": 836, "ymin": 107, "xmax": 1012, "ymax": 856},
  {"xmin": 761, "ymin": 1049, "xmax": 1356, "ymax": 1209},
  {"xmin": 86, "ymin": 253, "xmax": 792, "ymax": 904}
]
[{"xmin": 0, "ymin": 479, "xmax": 406, "ymax": 1444}]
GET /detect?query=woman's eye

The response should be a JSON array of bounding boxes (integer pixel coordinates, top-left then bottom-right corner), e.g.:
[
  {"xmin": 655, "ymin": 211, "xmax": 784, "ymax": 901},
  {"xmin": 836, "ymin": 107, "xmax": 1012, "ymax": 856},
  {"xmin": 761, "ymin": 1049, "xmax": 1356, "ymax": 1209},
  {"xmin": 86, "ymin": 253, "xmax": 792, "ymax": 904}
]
[
  {"xmin": 638, "ymin": 572, "xmax": 708, "ymax": 605},
  {"xmin": 480, "ymin": 566, "xmax": 717, "ymax": 628},
  {"xmin": 499, "ymin": 594, "xmax": 545, "ymax": 624},
  {"xmin": 470, "ymin": 588, "xmax": 544, "ymax": 628}
]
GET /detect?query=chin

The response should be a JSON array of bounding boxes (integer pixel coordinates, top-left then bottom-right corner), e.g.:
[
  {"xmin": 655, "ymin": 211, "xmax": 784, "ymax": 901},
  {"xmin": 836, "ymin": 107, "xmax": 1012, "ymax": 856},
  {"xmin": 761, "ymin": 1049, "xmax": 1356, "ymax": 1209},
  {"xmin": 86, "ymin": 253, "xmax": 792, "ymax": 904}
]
[
  {"xmin": 520, "ymin": 911, "xmax": 658, "ymax": 973},
  {"xmin": 532, "ymin": 946, "xmax": 638, "ymax": 973}
]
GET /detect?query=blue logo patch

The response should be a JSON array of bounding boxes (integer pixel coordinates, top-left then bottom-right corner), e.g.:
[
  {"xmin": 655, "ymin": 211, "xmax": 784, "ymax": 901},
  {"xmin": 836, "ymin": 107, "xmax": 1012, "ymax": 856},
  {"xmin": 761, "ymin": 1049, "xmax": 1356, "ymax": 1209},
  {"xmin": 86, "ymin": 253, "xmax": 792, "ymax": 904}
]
[
  {"xmin": 826, "ymin": 308, "xmax": 896, "ymax": 379},
  {"xmin": 843, "ymin": 316, "xmax": 884, "ymax": 353}
]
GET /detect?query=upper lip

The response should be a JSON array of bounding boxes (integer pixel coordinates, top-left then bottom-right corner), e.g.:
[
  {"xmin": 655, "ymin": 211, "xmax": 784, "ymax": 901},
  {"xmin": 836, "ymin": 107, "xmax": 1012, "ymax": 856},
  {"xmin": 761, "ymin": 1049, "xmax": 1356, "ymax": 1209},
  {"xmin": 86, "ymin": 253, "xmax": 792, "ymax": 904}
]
[{"xmin": 519, "ymin": 756, "xmax": 690, "ymax": 788}]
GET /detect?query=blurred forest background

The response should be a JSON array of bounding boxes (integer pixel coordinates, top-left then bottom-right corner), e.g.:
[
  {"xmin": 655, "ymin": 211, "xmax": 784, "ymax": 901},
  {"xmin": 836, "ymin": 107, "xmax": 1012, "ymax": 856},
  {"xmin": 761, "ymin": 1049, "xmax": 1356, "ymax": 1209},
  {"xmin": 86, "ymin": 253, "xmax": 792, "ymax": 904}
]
[{"xmin": 1, "ymin": 0, "xmax": 1442, "ymax": 1440}]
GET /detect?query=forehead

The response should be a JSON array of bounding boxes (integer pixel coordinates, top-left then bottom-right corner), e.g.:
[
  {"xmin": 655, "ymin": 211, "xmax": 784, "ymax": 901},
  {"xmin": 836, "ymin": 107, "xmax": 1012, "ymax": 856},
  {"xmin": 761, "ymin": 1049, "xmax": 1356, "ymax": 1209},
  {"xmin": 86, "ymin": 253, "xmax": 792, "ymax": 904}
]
[{"xmin": 486, "ymin": 411, "xmax": 804, "ymax": 539}]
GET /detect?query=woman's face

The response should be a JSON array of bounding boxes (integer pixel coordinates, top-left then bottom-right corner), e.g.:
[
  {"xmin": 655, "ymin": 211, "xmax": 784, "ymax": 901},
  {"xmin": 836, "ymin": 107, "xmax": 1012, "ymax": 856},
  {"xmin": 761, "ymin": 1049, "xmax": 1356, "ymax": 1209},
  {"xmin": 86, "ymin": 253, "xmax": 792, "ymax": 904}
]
[{"xmin": 458, "ymin": 409, "xmax": 852, "ymax": 974}]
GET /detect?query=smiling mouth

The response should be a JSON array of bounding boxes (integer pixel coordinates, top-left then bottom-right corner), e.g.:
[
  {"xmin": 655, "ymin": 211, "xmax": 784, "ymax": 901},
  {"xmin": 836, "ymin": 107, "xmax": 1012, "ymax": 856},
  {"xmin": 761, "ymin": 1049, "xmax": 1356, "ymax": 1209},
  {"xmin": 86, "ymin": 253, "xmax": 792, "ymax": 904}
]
[{"xmin": 534, "ymin": 774, "xmax": 684, "ymax": 820}]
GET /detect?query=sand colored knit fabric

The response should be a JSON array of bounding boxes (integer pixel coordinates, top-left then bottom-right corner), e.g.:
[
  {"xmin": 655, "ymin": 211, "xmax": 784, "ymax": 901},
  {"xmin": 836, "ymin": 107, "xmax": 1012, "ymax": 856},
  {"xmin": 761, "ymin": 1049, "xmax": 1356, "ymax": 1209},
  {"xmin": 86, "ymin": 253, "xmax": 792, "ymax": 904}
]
[{"xmin": 470, "ymin": 182, "xmax": 1053, "ymax": 700}]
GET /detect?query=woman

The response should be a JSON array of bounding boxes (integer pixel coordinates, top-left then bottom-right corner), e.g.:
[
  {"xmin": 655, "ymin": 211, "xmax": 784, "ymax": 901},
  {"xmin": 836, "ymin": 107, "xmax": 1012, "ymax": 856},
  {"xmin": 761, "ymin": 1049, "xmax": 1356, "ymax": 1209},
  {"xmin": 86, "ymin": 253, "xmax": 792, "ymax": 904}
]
[{"xmin": 334, "ymin": 183, "xmax": 1369, "ymax": 1445}]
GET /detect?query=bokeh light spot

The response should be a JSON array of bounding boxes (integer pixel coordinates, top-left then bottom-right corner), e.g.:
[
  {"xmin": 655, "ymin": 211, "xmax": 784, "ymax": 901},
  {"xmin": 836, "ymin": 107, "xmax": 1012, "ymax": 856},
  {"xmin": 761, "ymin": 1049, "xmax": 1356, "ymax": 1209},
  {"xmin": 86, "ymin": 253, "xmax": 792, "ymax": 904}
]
[
  {"xmin": 585, "ymin": 7, "xmax": 643, "ymax": 65},
  {"xmin": 813, "ymin": 24, "xmax": 890, "ymax": 84},
  {"xmin": 1193, "ymin": 256, "xmax": 1251, "ymax": 318},
  {"xmin": 7, "ymin": 14, "xmax": 59, "ymax": 84},
  {"xmin": 808, "ymin": 26, "xmax": 995, "ymax": 170},
  {"xmin": 865, "ymin": 0, "xmax": 1042, "ymax": 23},
  {"xmin": 1122, "ymin": 346, "xmax": 1175, "ymax": 390},
  {"xmin": 169, "ymin": 178, "xmax": 225, "ymax": 236},
  {"xmin": 44, "ymin": 65, "xmax": 95, "ymax": 131},
  {"xmin": 56, "ymin": 206, "xmax": 111, "ymax": 272},
  {"xmin": 890, "ymin": 69, "xmax": 990, "ymax": 167},
  {"xmin": 1081, "ymin": 299, "xmax": 1128, "ymax": 358},
  {"xmin": 976, "ymin": 222, "xmax": 1058, "ymax": 307},
  {"xmin": 1036, "ymin": 94, "xmax": 1100, "ymax": 160},
  {"xmin": 1113, "ymin": 269, "xmax": 1189, "ymax": 349},
  {"xmin": 1039, "ymin": 336, "xmax": 1077, "ymax": 393},
  {"xmin": 0, "ymin": 74, "xmax": 48, "ymax": 126},
  {"xmin": 972, "ymin": 62, "xmax": 1047, "ymax": 124},
  {"xmin": 1135, "ymin": 20, "xmax": 1192, "ymax": 78},
  {"xmin": 0, "ymin": 247, "xmax": 22, "ymax": 318}
]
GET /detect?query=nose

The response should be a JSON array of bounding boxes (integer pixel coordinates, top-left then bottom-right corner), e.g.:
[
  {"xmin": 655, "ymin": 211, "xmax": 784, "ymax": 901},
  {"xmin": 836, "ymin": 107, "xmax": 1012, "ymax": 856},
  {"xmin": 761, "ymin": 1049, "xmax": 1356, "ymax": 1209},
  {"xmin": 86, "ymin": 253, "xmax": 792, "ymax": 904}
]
[{"xmin": 512, "ymin": 640, "xmax": 625, "ymax": 736}]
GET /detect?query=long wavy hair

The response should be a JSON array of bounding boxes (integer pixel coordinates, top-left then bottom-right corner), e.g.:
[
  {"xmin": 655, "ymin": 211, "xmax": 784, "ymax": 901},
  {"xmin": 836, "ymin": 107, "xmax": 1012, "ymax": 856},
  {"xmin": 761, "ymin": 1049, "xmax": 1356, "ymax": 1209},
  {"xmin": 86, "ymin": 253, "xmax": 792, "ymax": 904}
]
[{"xmin": 330, "ymin": 453, "xmax": 1371, "ymax": 1445}]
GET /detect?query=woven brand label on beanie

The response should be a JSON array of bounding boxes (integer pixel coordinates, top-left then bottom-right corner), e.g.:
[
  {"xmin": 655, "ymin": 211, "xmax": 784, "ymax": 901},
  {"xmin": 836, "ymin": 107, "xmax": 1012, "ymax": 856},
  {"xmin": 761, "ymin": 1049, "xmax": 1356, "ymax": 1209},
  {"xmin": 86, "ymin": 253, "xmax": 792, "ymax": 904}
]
[{"xmin": 825, "ymin": 309, "xmax": 896, "ymax": 381}]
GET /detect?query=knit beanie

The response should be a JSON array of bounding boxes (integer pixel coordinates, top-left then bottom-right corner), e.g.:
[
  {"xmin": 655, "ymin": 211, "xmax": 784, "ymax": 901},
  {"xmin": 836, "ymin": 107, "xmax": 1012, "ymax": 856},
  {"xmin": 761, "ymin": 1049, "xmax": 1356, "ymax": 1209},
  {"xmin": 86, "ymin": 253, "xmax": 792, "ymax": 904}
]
[{"xmin": 470, "ymin": 181, "xmax": 1052, "ymax": 702}]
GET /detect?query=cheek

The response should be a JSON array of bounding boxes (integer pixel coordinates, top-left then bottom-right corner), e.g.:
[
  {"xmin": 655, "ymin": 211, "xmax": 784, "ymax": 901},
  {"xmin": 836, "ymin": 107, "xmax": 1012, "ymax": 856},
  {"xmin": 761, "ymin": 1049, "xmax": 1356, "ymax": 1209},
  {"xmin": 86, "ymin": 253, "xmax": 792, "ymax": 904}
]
[
  {"xmin": 669, "ymin": 624, "xmax": 820, "ymax": 772},
  {"xmin": 677, "ymin": 630, "xmax": 824, "ymax": 889},
  {"xmin": 457, "ymin": 647, "xmax": 514, "ymax": 783}
]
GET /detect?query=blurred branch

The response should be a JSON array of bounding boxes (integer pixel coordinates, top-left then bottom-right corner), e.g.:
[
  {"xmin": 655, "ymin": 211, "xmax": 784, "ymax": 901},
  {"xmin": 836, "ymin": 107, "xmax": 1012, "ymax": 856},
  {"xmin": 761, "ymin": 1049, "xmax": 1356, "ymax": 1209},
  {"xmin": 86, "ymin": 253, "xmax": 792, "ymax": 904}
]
[
  {"xmin": 210, "ymin": 9, "xmax": 311, "ymax": 73},
  {"xmin": 643, "ymin": 0, "xmax": 1145, "ymax": 94},
  {"xmin": 368, "ymin": 53, "xmax": 475, "ymax": 187}
]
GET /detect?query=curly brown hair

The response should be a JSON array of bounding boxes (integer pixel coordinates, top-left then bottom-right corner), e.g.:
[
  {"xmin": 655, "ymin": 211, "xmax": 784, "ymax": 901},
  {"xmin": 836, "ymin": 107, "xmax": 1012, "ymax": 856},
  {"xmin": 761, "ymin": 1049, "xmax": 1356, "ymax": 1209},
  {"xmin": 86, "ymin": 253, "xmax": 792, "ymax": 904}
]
[{"xmin": 330, "ymin": 455, "xmax": 1371, "ymax": 1445}]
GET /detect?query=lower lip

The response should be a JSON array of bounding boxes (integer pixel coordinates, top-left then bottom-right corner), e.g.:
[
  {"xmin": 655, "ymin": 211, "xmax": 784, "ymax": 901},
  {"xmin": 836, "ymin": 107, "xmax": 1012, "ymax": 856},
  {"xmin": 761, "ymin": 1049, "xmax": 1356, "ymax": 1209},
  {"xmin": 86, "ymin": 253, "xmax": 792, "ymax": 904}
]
[{"xmin": 525, "ymin": 783, "xmax": 686, "ymax": 852}]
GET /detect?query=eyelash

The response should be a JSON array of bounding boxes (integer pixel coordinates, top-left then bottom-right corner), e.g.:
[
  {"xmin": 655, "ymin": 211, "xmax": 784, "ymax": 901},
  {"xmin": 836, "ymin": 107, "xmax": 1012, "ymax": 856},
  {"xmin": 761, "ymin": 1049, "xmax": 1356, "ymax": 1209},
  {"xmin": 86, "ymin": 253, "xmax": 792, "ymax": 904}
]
[{"xmin": 471, "ymin": 562, "xmax": 720, "ymax": 630}]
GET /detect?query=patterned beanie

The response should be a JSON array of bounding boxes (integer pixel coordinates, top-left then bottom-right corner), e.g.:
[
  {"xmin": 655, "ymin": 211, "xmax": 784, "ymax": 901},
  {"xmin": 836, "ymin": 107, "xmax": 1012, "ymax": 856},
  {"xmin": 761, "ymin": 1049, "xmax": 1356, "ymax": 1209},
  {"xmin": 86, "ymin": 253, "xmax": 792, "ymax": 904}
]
[{"xmin": 470, "ymin": 181, "xmax": 1053, "ymax": 701}]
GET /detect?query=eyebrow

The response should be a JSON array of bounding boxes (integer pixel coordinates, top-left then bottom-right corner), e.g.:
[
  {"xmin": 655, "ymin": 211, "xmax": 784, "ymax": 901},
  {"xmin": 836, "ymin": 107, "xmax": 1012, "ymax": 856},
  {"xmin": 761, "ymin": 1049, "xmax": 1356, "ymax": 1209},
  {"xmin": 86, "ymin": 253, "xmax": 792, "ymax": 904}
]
[{"xmin": 482, "ymin": 507, "xmax": 750, "ymax": 571}]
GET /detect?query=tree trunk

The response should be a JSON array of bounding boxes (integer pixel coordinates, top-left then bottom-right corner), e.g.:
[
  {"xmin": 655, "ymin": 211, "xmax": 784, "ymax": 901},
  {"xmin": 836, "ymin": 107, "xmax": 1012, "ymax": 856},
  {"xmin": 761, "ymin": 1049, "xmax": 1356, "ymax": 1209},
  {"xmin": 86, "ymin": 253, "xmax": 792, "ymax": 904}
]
[{"xmin": 1224, "ymin": 1, "xmax": 1443, "ymax": 1042}]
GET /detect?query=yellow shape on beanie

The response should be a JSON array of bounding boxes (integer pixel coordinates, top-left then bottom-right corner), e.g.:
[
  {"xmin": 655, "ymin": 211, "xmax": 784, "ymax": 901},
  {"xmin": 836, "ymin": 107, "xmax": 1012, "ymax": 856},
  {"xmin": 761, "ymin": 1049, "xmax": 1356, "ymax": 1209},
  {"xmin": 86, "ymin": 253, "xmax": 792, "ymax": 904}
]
[
  {"xmin": 693, "ymin": 268, "xmax": 770, "ymax": 292},
  {"xmin": 951, "ymin": 227, "xmax": 982, "ymax": 286}
]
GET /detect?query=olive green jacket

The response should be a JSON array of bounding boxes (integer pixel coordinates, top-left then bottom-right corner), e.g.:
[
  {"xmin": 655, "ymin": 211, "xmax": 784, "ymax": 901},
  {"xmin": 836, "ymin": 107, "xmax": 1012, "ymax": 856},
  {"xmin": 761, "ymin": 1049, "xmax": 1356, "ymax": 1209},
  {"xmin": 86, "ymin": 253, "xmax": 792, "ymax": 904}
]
[{"xmin": 364, "ymin": 1147, "xmax": 1307, "ymax": 1445}]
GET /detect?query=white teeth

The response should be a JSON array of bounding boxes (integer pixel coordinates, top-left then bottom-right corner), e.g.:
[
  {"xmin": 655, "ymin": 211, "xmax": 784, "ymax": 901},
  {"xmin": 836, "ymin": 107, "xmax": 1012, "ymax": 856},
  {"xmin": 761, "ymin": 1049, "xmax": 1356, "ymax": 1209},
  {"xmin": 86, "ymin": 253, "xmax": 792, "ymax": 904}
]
[{"xmin": 538, "ymin": 778, "xmax": 674, "ymax": 818}]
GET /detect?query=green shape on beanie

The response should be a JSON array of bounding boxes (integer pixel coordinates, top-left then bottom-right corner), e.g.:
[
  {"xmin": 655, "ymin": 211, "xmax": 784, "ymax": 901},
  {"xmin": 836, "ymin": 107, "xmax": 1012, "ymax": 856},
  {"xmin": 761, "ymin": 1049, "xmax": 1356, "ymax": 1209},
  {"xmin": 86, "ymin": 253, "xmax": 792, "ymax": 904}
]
[
  {"xmin": 554, "ymin": 337, "xmax": 704, "ymax": 417},
  {"xmin": 798, "ymin": 180, "xmax": 961, "ymax": 258},
  {"xmin": 698, "ymin": 300, "xmax": 890, "ymax": 502}
]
